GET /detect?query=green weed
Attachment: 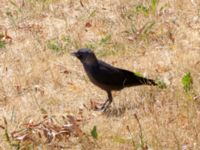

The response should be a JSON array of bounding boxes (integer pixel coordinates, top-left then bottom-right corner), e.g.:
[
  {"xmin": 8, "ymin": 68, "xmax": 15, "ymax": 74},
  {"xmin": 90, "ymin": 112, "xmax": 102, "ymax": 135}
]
[
  {"xmin": 47, "ymin": 39, "xmax": 62, "ymax": 52},
  {"xmin": 100, "ymin": 35, "xmax": 111, "ymax": 45},
  {"xmin": 91, "ymin": 126, "xmax": 98, "ymax": 139},
  {"xmin": 47, "ymin": 36, "xmax": 71, "ymax": 53},
  {"xmin": 135, "ymin": 0, "xmax": 159, "ymax": 17},
  {"xmin": 151, "ymin": 0, "xmax": 159, "ymax": 15},
  {"xmin": 155, "ymin": 79, "xmax": 167, "ymax": 89},
  {"xmin": 0, "ymin": 40, "xmax": 6, "ymax": 49},
  {"xmin": 182, "ymin": 72, "xmax": 193, "ymax": 92},
  {"xmin": 136, "ymin": 4, "xmax": 149, "ymax": 17}
]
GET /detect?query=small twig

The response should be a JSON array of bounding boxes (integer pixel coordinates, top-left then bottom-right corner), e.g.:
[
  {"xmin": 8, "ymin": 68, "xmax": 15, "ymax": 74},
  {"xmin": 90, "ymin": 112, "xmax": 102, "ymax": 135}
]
[
  {"xmin": 194, "ymin": 95, "xmax": 200, "ymax": 100},
  {"xmin": 80, "ymin": 0, "xmax": 84, "ymax": 7},
  {"xmin": 126, "ymin": 125, "xmax": 136, "ymax": 148},
  {"xmin": 134, "ymin": 113, "xmax": 146, "ymax": 149}
]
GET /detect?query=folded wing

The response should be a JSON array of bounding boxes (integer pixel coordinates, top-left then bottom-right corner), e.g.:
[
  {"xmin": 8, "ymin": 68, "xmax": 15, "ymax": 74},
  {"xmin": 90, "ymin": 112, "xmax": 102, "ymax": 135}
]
[{"xmin": 90, "ymin": 61, "xmax": 156, "ymax": 90}]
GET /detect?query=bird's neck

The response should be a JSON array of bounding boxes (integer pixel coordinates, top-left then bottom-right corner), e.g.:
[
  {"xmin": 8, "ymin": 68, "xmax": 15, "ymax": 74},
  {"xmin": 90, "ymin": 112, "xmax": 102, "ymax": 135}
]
[
  {"xmin": 83, "ymin": 55, "xmax": 98, "ymax": 66},
  {"xmin": 82, "ymin": 58, "xmax": 99, "ymax": 74}
]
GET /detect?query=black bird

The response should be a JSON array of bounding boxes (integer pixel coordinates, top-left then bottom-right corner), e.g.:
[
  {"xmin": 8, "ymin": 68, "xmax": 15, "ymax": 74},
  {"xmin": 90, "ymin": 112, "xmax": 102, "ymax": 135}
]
[{"xmin": 72, "ymin": 48, "xmax": 157, "ymax": 110}]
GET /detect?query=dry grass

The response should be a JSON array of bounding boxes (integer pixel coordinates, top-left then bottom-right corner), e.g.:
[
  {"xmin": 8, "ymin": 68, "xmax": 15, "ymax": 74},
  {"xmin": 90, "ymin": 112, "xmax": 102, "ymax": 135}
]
[{"xmin": 0, "ymin": 0, "xmax": 200, "ymax": 149}]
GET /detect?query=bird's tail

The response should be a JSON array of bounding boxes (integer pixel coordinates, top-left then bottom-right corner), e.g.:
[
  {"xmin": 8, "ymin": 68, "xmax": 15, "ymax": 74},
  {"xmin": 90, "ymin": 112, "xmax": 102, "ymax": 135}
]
[
  {"xmin": 121, "ymin": 69, "xmax": 157, "ymax": 87},
  {"xmin": 136, "ymin": 77, "xmax": 157, "ymax": 86}
]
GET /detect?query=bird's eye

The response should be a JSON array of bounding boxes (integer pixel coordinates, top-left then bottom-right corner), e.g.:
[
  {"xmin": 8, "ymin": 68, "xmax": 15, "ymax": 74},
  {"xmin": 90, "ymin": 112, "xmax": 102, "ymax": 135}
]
[{"xmin": 77, "ymin": 54, "xmax": 83, "ymax": 60}]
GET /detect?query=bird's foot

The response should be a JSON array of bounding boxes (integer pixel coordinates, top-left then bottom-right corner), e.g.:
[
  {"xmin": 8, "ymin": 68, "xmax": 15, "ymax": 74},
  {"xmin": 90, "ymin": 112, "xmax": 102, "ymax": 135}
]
[{"xmin": 100, "ymin": 102, "xmax": 112, "ymax": 112}]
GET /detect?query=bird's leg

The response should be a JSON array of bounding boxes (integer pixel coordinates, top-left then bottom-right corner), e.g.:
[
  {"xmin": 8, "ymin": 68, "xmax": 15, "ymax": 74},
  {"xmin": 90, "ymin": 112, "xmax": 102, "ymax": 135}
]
[
  {"xmin": 101, "ymin": 91, "xmax": 113, "ymax": 111},
  {"xmin": 107, "ymin": 91, "xmax": 113, "ymax": 107}
]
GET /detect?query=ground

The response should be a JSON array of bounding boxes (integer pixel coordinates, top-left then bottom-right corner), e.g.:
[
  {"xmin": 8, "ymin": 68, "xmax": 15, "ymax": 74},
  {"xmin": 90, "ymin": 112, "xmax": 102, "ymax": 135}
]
[{"xmin": 0, "ymin": 0, "xmax": 200, "ymax": 149}]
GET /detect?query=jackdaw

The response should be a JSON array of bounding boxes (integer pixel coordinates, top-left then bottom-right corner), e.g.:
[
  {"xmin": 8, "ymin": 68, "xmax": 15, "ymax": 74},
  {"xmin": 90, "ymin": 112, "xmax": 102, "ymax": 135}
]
[{"xmin": 72, "ymin": 48, "xmax": 157, "ymax": 110}]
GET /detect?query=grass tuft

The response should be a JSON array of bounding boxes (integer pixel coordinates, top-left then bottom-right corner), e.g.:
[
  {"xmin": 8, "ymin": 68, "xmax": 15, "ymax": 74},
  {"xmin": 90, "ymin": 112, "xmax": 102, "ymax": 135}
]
[
  {"xmin": 182, "ymin": 72, "xmax": 193, "ymax": 92},
  {"xmin": 91, "ymin": 126, "xmax": 98, "ymax": 139},
  {"xmin": 0, "ymin": 40, "xmax": 6, "ymax": 49}
]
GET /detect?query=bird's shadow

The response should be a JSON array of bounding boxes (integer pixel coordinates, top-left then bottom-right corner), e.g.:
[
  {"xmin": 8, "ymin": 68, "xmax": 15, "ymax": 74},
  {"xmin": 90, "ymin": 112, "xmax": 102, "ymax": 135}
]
[{"xmin": 102, "ymin": 104, "xmax": 127, "ymax": 117}]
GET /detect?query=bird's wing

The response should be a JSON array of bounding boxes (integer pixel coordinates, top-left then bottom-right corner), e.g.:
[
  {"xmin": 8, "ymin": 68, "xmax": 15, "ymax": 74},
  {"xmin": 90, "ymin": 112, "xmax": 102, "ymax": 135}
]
[
  {"xmin": 97, "ymin": 60, "xmax": 156, "ymax": 86},
  {"xmin": 92, "ymin": 60, "xmax": 125, "ymax": 86}
]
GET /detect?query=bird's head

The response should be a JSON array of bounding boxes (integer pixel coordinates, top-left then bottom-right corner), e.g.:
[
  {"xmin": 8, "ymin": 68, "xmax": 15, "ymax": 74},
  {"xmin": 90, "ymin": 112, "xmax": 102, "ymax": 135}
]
[{"xmin": 71, "ymin": 48, "xmax": 98, "ymax": 65}]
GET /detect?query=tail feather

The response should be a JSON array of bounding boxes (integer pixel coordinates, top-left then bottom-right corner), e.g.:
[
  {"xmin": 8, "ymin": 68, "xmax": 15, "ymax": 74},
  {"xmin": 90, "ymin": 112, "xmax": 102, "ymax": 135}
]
[
  {"xmin": 137, "ymin": 77, "xmax": 157, "ymax": 86},
  {"xmin": 120, "ymin": 69, "xmax": 157, "ymax": 87}
]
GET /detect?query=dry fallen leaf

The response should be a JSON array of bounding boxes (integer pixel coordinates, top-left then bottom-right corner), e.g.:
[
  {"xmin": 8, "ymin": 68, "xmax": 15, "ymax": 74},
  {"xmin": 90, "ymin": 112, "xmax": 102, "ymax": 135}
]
[
  {"xmin": 85, "ymin": 22, "xmax": 92, "ymax": 28},
  {"xmin": 10, "ymin": 114, "xmax": 85, "ymax": 144},
  {"xmin": 67, "ymin": 115, "xmax": 84, "ymax": 137},
  {"xmin": 1, "ymin": 29, "xmax": 12, "ymax": 43}
]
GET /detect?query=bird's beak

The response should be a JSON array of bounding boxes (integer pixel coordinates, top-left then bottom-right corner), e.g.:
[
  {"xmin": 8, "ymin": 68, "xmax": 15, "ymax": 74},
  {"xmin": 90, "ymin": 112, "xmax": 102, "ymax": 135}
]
[
  {"xmin": 71, "ymin": 52, "xmax": 78, "ymax": 57},
  {"xmin": 71, "ymin": 51, "xmax": 82, "ymax": 60}
]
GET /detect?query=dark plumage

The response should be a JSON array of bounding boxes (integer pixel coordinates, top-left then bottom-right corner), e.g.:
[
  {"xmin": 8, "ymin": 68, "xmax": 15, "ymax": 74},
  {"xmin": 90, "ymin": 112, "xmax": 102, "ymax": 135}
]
[{"xmin": 72, "ymin": 48, "xmax": 157, "ymax": 110}]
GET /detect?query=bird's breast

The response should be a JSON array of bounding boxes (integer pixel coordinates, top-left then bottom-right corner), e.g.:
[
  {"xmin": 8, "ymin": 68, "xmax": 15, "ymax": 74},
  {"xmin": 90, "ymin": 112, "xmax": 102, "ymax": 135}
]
[{"xmin": 83, "ymin": 65, "xmax": 100, "ymax": 84}]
